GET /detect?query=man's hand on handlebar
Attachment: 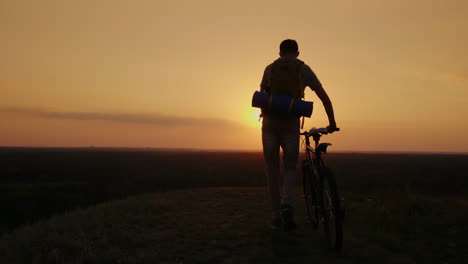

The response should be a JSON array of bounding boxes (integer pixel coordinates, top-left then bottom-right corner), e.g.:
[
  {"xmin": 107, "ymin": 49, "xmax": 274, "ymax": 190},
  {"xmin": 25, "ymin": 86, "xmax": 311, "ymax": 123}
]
[{"xmin": 327, "ymin": 123, "xmax": 338, "ymax": 133}]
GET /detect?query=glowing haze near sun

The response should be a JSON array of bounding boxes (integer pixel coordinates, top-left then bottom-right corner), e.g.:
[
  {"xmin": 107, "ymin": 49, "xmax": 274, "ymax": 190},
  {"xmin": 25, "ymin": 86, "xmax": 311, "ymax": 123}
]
[{"xmin": 1, "ymin": 0, "xmax": 468, "ymax": 153}]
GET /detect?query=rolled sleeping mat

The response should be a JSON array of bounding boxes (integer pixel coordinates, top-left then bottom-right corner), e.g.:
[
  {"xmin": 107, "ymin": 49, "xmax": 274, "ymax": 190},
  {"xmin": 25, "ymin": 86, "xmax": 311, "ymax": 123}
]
[
  {"xmin": 251, "ymin": 90, "xmax": 270, "ymax": 108},
  {"xmin": 251, "ymin": 91, "xmax": 313, "ymax": 118},
  {"xmin": 292, "ymin": 97, "xmax": 314, "ymax": 118}
]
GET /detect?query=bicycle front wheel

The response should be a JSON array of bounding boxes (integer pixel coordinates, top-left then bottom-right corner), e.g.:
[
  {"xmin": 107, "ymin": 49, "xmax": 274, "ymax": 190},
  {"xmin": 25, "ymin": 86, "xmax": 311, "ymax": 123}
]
[{"xmin": 319, "ymin": 166, "xmax": 343, "ymax": 251}]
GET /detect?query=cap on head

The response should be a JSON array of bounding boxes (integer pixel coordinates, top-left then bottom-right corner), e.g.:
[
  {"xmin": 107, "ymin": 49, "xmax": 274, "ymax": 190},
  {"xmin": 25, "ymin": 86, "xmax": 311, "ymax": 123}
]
[{"xmin": 280, "ymin": 39, "xmax": 299, "ymax": 54}]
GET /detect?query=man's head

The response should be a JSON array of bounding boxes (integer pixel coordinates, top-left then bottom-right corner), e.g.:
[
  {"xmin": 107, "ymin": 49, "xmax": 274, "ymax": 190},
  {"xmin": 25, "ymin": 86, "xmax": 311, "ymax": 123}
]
[{"xmin": 279, "ymin": 39, "xmax": 299, "ymax": 59}]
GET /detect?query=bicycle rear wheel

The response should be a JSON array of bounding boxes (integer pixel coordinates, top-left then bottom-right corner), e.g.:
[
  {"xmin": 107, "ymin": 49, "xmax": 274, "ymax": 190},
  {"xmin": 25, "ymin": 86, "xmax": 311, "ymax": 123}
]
[
  {"xmin": 319, "ymin": 166, "xmax": 343, "ymax": 251},
  {"xmin": 302, "ymin": 159, "xmax": 318, "ymax": 229}
]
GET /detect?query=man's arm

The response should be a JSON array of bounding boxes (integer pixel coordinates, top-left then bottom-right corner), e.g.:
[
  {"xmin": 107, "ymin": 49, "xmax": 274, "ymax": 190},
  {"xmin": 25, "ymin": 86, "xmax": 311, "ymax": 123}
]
[
  {"xmin": 303, "ymin": 64, "xmax": 338, "ymax": 131},
  {"xmin": 313, "ymin": 86, "xmax": 337, "ymax": 131}
]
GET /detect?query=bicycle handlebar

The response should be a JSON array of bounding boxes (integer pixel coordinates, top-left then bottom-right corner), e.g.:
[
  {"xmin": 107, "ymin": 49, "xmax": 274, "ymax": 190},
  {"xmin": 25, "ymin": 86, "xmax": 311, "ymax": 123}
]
[{"xmin": 300, "ymin": 127, "xmax": 340, "ymax": 136}]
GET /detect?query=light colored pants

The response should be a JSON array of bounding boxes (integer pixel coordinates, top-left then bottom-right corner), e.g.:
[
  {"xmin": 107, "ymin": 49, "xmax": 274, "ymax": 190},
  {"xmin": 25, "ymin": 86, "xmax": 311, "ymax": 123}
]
[{"xmin": 262, "ymin": 116, "xmax": 300, "ymax": 218}]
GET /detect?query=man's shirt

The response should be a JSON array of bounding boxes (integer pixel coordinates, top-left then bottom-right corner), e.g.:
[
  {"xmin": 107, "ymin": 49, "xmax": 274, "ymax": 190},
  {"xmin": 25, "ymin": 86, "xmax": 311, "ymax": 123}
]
[{"xmin": 260, "ymin": 58, "xmax": 323, "ymax": 94}]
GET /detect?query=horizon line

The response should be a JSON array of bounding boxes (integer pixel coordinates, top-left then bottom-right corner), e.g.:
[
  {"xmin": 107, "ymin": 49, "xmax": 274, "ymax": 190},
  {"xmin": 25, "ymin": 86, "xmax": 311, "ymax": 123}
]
[{"xmin": 1, "ymin": 145, "xmax": 467, "ymax": 155}]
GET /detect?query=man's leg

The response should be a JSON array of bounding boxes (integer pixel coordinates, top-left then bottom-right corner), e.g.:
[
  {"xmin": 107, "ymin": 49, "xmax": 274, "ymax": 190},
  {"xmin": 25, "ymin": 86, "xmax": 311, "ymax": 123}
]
[
  {"xmin": 278, "ymin": 118, "xmax": 300, "ymax": 231},
  {"xmin": 262, "ymin": 117, "xmax": 281, "ymax": 219},
  {"xmin": 279, "ymin": 118, "xmax": 300, "ymax": 207}
]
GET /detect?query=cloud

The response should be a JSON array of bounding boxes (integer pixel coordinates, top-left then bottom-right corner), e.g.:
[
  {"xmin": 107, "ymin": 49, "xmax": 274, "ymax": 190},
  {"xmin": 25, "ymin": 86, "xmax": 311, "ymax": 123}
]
[{"xmin": 0, "ymin": 107, "xmax": 244, "ymax": 128}]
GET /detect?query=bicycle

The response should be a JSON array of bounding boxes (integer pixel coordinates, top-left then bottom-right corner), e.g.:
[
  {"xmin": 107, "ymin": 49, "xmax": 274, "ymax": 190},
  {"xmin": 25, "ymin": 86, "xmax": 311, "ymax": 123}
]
[{"xmin": 301, "ymin": 127, "xmax": 344, "ymax": 251}]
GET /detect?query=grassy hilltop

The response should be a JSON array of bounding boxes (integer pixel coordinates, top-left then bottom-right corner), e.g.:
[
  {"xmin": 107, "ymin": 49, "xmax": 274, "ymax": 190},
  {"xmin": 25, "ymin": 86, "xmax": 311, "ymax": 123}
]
[
  {"xmin": 1, "ymin": 148, "xmax": 468, "ymax": 263},
  {"xmin": 1, "ymin": 187, "xmax": 468, "ymax": 263}
]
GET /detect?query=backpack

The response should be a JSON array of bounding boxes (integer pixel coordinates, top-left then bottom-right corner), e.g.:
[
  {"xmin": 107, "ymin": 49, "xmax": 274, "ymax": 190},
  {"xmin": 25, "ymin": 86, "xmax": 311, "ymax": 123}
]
[{"xmin": 269, "ymin": 58, "xmax": 304, "ymax": 98}]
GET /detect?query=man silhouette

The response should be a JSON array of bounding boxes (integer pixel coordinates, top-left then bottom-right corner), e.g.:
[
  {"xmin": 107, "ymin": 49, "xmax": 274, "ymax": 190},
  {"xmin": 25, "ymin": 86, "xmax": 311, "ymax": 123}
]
[{"xmin": 260, "ymin": 39, "xmax": 337, "ymax": 231}]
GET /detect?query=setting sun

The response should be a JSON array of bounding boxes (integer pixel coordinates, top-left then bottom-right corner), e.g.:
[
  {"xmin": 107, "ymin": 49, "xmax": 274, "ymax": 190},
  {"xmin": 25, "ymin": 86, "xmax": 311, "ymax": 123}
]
[{"xmin": 246, "ymin": 108, "xmax": 262, "ymax": 128}]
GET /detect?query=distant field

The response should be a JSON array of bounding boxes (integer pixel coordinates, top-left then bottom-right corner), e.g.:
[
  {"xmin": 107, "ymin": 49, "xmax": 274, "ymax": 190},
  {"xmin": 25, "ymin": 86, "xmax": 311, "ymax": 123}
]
[{"xmin": 1, "ymin": 147, "xmax": 468, "ymax": 235}]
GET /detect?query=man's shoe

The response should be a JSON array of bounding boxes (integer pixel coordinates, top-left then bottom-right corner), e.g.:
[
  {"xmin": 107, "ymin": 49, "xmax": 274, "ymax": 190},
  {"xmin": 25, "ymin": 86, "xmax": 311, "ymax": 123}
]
[
  {"xmin": 280, "ymin": 204, "xmax": 297, "ymax": 232},
  {"xmin": 270, "ymin": 217, "xmax": 282, "ymax": 231}
]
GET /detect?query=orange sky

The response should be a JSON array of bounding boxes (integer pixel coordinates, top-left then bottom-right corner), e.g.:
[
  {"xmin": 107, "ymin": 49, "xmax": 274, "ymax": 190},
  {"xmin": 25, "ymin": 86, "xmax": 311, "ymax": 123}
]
[{"xmin": 1, "ymin": 0, "xmax": 467, "ymax": 152}]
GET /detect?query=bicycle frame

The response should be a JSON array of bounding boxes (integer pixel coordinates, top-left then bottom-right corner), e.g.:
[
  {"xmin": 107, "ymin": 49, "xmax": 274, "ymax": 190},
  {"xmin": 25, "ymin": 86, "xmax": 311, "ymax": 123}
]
[
  {"xmin": 301, "ymin": 128, "xmax": 338, "ymax": 223},
  {"xmin": 301, "ymin": 127, "xmax": 343, "ymax": 251},
  {"xmin": 301, "ymin": 131, "xmax": 326, "ymax": 225},
  {"xmin": 302, "ymin": 131, "xmax": 327, "ymax": 170}
]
